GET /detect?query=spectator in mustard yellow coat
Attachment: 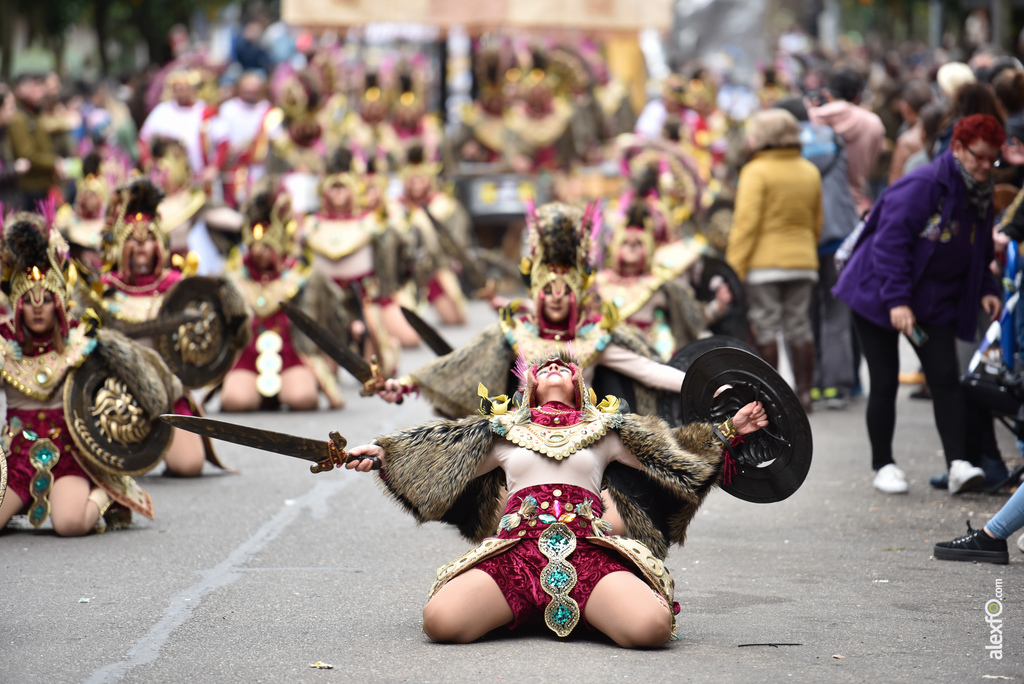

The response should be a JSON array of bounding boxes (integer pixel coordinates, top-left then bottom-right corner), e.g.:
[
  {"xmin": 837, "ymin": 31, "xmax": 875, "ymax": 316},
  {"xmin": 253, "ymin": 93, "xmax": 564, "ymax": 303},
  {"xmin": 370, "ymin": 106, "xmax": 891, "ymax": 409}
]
[{"xmin": 726, "ymin": 108, "xmax": 822, "ymax": 412}]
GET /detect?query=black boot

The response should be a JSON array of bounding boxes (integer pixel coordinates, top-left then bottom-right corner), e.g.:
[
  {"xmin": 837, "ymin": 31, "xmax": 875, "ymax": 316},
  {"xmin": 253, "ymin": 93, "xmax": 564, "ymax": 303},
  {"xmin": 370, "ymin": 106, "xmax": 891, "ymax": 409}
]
[
  {"xmin": 790, "ymin": 340, "xmax": 816, "ymax": 414},
  {"xmin": 755, "ymin": 340, "xmax": 779, "ymax": 370}
]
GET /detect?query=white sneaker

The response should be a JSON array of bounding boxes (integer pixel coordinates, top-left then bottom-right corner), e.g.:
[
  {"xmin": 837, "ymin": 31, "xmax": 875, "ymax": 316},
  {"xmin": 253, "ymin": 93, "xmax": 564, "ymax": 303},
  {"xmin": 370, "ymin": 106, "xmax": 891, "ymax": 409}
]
[
  {"xmin": 948, "ymin": 460, "xmax": 986, "ymax": 494},
  {"xmin": 1016, "ymin": 533, "xmax": 1024, "ymax": 554},
  {"xmin": 873, "ymin": 464, "xmax": 909, "ymax": 494}
]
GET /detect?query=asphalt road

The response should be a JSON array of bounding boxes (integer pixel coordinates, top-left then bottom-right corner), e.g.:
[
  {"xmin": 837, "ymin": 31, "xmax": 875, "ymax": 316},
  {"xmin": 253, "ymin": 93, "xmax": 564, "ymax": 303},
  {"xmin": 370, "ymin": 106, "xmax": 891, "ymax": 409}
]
[{"xmin": 2, "ymin": 301, "xmax": 1021, "ymax": 683}]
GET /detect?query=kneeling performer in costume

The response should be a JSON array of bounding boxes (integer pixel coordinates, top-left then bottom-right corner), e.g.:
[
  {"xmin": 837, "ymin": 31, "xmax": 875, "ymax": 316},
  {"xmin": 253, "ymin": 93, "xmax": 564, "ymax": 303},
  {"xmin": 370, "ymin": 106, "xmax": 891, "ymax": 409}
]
[
  {"xmin": 0, "ymin": 210, "xmax": 175, "ymax": 535},
  {"xmin": 345, "ymin": 353, "xmax": 768, "ymax": 646}
]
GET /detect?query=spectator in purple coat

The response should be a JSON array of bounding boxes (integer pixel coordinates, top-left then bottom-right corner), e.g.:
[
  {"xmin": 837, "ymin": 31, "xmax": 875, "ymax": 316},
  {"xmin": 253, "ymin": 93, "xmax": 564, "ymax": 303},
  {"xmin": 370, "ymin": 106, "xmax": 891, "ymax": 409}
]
[{"xmin": 833, "ymin": 114, "xmax": 1005, "ymax": 496}]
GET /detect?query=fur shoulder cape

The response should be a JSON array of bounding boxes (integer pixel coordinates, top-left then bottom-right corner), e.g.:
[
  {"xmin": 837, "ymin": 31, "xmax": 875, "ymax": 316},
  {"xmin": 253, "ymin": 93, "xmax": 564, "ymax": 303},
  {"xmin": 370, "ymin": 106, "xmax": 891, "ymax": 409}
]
[
  {"xmin": 408, "ymin": 324, "xmax": 515, "ymax": 419},
  {"xmin": 374, "ymin": 412, "xmax": 725, "ymax": 559},
  {"xmin": 409, "ymin": 321, "xmax": 680, "ymax": 422}
]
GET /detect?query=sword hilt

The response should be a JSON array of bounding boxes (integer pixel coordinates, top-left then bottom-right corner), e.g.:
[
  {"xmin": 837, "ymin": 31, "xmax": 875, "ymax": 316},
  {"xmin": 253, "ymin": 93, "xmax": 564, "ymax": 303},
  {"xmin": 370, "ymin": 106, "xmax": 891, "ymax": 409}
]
[
  {"xmin": 361, "ymin": 355, "xmax": 410, "ymax": 405},
  {"xmin": 311, "ymin": 431, "xmax": 349, "ymax": 473},
  {"xmin": 360, "ymin": 354, "xmax": 386, "ymax": 397},
  {"xmin": 312, "ymin": 431, "xmax": 381, "ymax": 472}
]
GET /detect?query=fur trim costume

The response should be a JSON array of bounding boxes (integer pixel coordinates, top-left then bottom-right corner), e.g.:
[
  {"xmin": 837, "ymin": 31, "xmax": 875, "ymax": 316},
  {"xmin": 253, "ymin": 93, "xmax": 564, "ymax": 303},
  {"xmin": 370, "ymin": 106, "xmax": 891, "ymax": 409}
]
[
  {"xmin": 375, "ymin": 410, "xmax": 724, "ymax": 559},
  {"xmin": 372, "ymin": 357, "xmax": 732, "ymax": 637},
  {"xmin": 0, "ymin": 212, "xmax": 176, "ymax": 529}
]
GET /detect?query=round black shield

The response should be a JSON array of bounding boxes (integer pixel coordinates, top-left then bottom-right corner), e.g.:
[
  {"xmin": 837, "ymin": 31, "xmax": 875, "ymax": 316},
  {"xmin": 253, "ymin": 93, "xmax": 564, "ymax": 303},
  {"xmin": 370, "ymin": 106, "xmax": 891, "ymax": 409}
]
[
  {"xmin": 156, "ymin": 277, "xmax": 247, "ymax": 388},
  {"xmin": 680, "ymin": 347, "xmax": 812, "ymax": 504},
  {"xmin": 693, "ymin": 255, "xmax": 749, "ymax": 340},
  {"xmin": 63, "ymin": 353, "xmax": 173, "ymax": 476},
  {"xmin": 659, "ymin": 336, "xmax": 756, "ymax": 426}
]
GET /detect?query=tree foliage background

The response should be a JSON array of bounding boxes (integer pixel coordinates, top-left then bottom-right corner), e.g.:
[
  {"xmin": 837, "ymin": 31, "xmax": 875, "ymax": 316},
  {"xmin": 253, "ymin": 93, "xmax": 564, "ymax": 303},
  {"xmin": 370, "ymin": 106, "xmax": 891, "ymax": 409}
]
[{"xmin": 0, "ymin": 0, "xmax": 238, "ymax": 79}]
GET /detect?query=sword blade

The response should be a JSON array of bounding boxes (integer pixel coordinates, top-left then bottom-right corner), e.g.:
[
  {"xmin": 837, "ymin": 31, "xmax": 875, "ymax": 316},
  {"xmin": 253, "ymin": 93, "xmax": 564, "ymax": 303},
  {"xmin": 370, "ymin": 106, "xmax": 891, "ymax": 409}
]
[
  {"xmin": 160, "ymin": 414, "xmax": 330, "ymax": 463},
  {"xmin": 400, "ymin": 307, "xmax": 454, "ymax": 356},
  {"xmin": 422, "ymin": 206, "xmax": 487, "ymax": 290},
  {"xmin": 280, "ymin": 300, "xmax": 373, "ymax": 384},
  {"xmin": 119, "ymin": 310, "xmax": 203, "ymax": 339}
]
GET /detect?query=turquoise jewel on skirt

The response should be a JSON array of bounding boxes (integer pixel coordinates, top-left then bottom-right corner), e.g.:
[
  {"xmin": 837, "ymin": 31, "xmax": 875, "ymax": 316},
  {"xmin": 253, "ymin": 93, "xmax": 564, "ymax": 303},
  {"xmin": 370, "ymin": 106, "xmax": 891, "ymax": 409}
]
[
  {"xmin": 23, "ymin": 429, "xmax": 38, "ymax": 442},
  {"xmin": 538, "ymin": 522, "xmax": 580, "ymax": 637},
  {"xmin": 552, "ymin": 604, "xmax": 573, "ymax": 626},
  {"xmin": 547, "ymin": 568, "xmax": 571, "ymax": 591}
]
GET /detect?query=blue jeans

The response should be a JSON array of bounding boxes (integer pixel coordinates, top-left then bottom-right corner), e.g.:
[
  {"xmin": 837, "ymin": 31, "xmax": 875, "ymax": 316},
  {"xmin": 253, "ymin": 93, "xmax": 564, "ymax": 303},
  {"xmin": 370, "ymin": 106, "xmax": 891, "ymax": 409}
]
[{"xmin": 987, "ymin": 485, "xmax": 1024, "ymax": 539}]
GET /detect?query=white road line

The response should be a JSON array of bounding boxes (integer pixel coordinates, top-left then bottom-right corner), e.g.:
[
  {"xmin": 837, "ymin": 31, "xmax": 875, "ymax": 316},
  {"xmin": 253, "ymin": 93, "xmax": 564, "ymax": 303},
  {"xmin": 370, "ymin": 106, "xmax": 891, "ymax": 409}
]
[{"xmin": 84, "ymin": 477, "xmax": 353, "ymax": 684}]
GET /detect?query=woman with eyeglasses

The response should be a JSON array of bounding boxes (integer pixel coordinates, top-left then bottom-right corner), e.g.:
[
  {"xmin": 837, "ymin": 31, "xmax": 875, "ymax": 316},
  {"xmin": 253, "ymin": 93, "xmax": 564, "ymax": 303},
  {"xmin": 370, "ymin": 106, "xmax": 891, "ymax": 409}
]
[{"xmin": 834, "ymin": 113, "xmax": 1005, "ymax": 496}]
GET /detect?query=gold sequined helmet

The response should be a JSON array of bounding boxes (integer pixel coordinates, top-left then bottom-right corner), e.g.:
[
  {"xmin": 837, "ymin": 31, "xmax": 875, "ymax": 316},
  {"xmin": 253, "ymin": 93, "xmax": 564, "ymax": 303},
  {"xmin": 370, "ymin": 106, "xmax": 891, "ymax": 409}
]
[
  {"xmin": 149, "ymin": 137, "xmax": 193, "ymax": 194},
  {"xmin": 109, "ymin": 179, "xmax": 167, "ymax": 280},
  {"xmin": 0, "ymin": 203, "xmax": 75, "ymax": 340},
  {"xmin": 607, "ymin": 200, "xmax": 656, "ymax": 273},
  {"xmin": 276, "ymin": 71, "xmax": 323, "ymax": 125},
  {"xmin": 242, "ymin": 187, "xmax": 297, "ymax": 257},
  {"xmin": 399, "ymin": 143, "xmax": 441, "ymax": 183},
  {"xmin": 475, "ymin": 45, "xmax": 509, "ymax": 105},
  {"xmin": 392, "ymin": 68, "xmax": 425, "ymax": 120},
  {"xmin": 358, "ymin": 71, "xmax": 389, "ymax": 122},
  {"xmin": 682, "ymin": 70, "xmax": 717, "ymax": 112},
  {"xmin": 318, "ymin": 146, "xmax": 362, "ymax": 202},
  {"xmin": 74, "ymin": 173, "xmax": 109, "ymax": 215},
  {"xmin": 520, "ymin": 202, "xmax": 597, "ymax": 331}
]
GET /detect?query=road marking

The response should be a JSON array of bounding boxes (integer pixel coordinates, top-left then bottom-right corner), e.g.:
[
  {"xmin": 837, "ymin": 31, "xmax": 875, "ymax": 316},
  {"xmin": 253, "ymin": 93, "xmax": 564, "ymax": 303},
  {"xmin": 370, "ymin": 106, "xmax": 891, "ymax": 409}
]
[
  {"xmin": 234, "ymin": 566, "xmax": 364, "ymax": 572},
  {"xmin": 83, "ymin": 477, "xmax": 353, "ymax": 684}
]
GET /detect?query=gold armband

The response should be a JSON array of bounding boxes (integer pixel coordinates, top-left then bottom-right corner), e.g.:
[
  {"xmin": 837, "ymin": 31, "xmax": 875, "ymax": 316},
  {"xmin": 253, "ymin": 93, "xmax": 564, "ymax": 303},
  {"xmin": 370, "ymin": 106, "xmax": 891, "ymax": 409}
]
[{"xmin": 714, "ymin": 418, "xmax": 738, "ymax": 446}]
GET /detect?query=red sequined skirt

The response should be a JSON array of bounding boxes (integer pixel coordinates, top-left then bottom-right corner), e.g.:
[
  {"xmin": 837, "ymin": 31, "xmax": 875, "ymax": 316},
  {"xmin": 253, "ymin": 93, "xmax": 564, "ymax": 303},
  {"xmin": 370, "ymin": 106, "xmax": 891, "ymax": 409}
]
[
  {"xmin": 474, "ymin": 483, "xmax": 635, "ymax": 632},
  {"xmin": 5, "ymin": 408, "xmax": 89, "ymax": 506}
]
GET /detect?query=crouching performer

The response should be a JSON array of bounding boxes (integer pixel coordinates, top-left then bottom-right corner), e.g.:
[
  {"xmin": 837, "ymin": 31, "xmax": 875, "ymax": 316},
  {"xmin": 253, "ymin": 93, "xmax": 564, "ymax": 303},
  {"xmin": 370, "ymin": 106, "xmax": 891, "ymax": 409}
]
[{"xmin": 346, "ymin": 353, "xmax": 768, "ymax": 647}]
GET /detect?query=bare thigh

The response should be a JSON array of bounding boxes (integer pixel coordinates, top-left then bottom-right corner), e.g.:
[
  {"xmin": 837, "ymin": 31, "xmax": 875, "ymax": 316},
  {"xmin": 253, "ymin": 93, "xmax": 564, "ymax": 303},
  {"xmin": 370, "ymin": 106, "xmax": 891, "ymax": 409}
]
[
  {"xmin": 432, "ymin": 294, "xmax": 466, "ymax": 326},
  {"xmin": 165, "ymin": 428, "xmax": 205, "ymax": 477},
  {"xmin": 0, "ymin": 488, "xmax": 25, "ymax": 530},
  {"xmin": 380, "ymin": 301, "xmax": 421, "ymax": 348},
  {"xmin": 585, "ymin": 571, "xmax": 672, "ymax": 648},
  {"xmin": 422, "ymin": 569, "xmax": 514, "ymax": 643},
  {"xmin": 220, "ymin": 370, "xmax": 261, "ymax": 412},
  {"xmin": 278, "ymin": 366, "xmax": 319, "ymax": 410},
  {"xmin": 49, "ymin": 475, "xmax": 99, "ymax": 537}
]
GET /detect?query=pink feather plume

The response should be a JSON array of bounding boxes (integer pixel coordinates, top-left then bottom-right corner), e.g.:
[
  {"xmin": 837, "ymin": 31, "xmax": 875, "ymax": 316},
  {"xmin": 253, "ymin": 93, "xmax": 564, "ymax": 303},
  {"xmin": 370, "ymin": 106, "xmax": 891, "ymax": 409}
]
[
  {"xmin": 36, "ymin": 197, "xmax": 57, "ymax": 232},
  {"xmin": 512, "ymin": 351, "xmax": 530, "ymax": 386}
]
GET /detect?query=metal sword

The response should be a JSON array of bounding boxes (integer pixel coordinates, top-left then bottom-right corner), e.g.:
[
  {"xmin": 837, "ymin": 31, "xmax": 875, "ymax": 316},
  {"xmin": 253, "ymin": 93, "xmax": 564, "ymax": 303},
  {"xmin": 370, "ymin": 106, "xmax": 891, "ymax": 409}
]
[
  {"xmin": 399, "ymin": 307, "xmax": 454, "ymax": 356},
  {"xmin": 159, "ymin": 415, "xmax": 381, "ymax": 472}
]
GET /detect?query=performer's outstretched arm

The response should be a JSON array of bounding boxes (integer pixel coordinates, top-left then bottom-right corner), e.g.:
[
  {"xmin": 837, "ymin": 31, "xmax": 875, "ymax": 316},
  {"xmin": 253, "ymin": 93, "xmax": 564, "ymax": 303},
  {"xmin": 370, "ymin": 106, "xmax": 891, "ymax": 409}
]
[{"xmin": 596, "ymin": 343, "xmax": 686, "ymax": 392}]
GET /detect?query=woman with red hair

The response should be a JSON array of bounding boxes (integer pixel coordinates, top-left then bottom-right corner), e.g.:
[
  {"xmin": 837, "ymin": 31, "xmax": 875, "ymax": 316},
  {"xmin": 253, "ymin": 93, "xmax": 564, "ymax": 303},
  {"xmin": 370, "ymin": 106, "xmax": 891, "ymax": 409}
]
[{"xmin": 834, "ymin": 113, "xmax": 1005, "ymax": 495}]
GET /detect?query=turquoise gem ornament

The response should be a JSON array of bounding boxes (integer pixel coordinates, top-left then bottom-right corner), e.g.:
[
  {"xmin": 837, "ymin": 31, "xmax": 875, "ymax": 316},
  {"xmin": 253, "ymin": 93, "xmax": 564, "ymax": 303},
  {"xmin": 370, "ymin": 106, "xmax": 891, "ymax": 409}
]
[
  {"xmin": 538, "ymin": 522, "xmax": 580, "ymax": 637},
  {"xmin": 27, "ymin": 439, "xmax": 60, "ymax": 528}
]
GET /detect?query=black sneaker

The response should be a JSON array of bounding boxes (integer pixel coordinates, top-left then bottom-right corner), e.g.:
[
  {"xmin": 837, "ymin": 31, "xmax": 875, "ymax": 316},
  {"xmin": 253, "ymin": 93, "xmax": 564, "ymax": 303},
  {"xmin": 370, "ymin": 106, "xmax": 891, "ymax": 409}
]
[{"xmin": 933, "ymin": 521, "xmax": 1009, "ymax": 564}]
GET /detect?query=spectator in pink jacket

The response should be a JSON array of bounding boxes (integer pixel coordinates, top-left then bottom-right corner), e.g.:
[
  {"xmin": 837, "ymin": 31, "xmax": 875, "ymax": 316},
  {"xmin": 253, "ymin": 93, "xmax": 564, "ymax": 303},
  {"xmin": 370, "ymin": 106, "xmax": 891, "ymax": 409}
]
[{"xmin": 810, "ymin": 67, "xmax": 886, "ymax": 215}]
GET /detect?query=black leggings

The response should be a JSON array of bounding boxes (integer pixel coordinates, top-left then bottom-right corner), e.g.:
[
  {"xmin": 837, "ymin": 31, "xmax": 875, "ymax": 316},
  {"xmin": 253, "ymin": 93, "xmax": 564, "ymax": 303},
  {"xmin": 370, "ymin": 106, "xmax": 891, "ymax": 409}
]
[{"xmin": 853, "ymin": 313, "xmax": 982, "ymax": 471}]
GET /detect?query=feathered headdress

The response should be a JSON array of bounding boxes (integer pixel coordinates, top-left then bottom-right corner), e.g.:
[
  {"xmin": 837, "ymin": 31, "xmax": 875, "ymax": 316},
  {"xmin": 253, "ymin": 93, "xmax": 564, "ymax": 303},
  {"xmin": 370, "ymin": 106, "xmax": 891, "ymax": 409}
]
[
  {"xmin": 394, "ymin": 67, "xmax": 423, "ymax": 113},
  {"xmin": 517, "ymin": 202, "xmax": 600, "ymax": 334},
  {"xmin": 109, "ymin": 178, "xmax": 166, "ymax": 279},
  {"xmin": 1, "ymin": 203, "xmax": 75, "ymax": 340},
  {"xmin": 319, "ymin": 146, "xmax": 362, "ymax": 200},
  {"xmin": 149, "ymin": 137, "xmax": 193, "ymax": 193},
  {"xmin": 242, "ymin": 186, "xmax": 297, "ymax": 257},
  {"xmin": 399, "ymin": 143, "xmax": 441, "ymax": 181}
]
